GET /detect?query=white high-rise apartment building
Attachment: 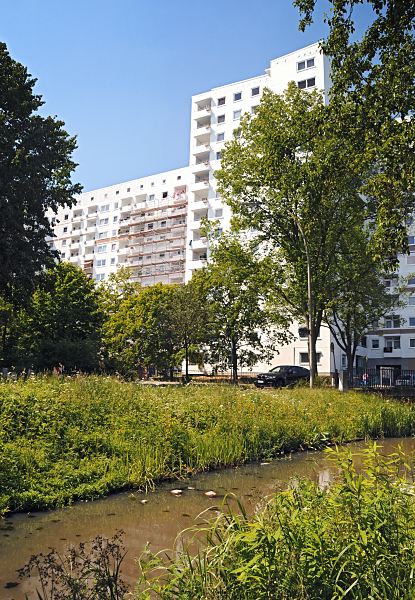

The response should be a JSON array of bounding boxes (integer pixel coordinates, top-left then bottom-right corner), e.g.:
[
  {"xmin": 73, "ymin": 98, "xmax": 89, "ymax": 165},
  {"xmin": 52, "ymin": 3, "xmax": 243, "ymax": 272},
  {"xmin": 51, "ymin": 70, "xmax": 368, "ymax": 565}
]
[
  {"xmin": 50, "ymin": 41, "xmax": 414, "ymax": 375},
  {"xmin": 186, "ymin": 42, "xmax": 330, "ymax": 281},
  {"xmin": 49, "ymin": 167, "xmax": 189, "ymax": 286}
]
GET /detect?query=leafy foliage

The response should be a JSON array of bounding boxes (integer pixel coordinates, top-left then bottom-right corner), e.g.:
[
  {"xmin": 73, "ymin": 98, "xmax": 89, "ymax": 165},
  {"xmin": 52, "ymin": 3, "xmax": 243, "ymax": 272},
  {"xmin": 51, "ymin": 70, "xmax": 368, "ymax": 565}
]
[
  {"xmin": 139, "ymin": 445, "xmax": 415, "ymax": 599},
  {"xmin": 194, "ymin": 233, "xmax": 290, "ymax": 382},
  {"xmin": 294, "ymin": 0, "xmax": 415, "ymax": 258},
  {"xmin": 216, "ymin": 84, "xmax": 365, "ymax": 381},
  {"xmin": 0, "ymin": 376, "xmax": 414, "ymax": 515},
  {"xmin": 0, "ymin": 42, "xmax": 81, "ymax": 307}
]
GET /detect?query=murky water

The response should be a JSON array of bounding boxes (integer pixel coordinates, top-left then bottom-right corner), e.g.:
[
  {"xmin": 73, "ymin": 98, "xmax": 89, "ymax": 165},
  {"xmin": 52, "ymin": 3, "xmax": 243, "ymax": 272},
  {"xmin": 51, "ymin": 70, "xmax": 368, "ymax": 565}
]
[{"xmin": 1, "ymin": 438, "xmax": 415, "ymax": 599}]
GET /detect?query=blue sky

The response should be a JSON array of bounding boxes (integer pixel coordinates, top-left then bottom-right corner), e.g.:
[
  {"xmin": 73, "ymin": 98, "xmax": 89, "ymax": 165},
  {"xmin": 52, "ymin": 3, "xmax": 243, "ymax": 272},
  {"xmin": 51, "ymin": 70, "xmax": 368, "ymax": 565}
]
[{"xmin": 1, "ymin": 0, "xmax": 370, "ymax": 192}]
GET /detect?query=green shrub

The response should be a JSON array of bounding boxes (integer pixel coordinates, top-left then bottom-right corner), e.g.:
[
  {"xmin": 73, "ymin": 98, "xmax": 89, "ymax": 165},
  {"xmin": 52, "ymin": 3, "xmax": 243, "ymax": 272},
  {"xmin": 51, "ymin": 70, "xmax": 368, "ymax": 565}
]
[
  {"xmin": 1, "ymin": 376, "xmax": 415, "ymax": 514},
  {"xmin": 138, "ymin": 445, "xmax": 415, "ymax": 599}
]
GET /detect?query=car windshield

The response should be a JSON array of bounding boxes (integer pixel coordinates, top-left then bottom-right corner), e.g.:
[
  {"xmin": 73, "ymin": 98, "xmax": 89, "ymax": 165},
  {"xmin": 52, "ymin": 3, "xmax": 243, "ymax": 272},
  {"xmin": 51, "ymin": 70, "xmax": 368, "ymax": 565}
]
[{"xmin": 269, "ymin": 366, "xmax": 287, "ymax": 374}]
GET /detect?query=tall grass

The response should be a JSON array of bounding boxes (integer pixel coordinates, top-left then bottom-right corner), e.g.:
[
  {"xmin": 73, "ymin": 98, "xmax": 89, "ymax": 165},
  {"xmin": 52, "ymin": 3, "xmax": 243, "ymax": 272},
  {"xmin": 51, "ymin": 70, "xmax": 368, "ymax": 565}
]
[
  {"xmin": 137, "ymin": 445, "xmax": 415, "ymax": 599},
  {"xmin": 1, "ymin": 376, "xmax": 415, "ymax": 514}
]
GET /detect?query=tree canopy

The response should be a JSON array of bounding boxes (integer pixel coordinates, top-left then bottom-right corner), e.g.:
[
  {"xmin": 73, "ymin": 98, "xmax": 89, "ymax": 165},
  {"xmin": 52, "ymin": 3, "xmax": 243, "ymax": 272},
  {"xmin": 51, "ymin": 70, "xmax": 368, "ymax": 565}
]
[{"xmin": 0, "ymin": 41, "xmax": 81, "ymax": 306}]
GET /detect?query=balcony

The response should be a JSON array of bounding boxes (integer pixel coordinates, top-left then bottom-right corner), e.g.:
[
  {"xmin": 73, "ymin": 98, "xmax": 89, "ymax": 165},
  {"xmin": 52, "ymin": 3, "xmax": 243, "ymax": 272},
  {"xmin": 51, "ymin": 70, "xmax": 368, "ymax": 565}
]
[
  {"xmin": 195, "ymin": 115, "xmax": 211, "ymax": 129},
  {"xmin": 191, "ymin": 197, "xmax": 209, "ymax": 211},
  {"xmin": 191, "ymin": 238, "xmax": 208, "ymax": 251},
  {"xmin": 188, "ymin": 259, "xmax": 208, "ymax": 271},
  {"xmin": 190, "ymin": 178, "xmax": 209, "ymax": 193},
  {"xmin": 192, "ymin": 161, "xmax": 210, "ymax": 175},
  {"xmin": 194, "ymin": 129, "xmax": 210, "ymax": 145}
]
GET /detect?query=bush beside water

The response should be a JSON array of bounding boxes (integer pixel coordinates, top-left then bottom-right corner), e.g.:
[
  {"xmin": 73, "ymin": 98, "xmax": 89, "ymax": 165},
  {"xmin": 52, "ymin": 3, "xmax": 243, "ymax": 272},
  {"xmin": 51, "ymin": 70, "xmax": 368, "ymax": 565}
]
[
  {"xmin": 138, "ymin": 445, "xmax": 415, "ymax": 599},
  {"xmin": 1, "ymin": 376, "xmax": 415, "ymax": 515}
]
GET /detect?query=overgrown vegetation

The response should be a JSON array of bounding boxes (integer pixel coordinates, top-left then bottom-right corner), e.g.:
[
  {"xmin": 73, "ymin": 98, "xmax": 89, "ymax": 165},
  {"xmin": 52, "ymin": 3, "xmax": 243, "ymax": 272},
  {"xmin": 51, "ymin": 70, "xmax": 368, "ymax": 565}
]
[
  {"xmin": 138, "ymin": 444, "xmax": 415, "ymax": 599},
  {"xmin": 1, "ymin": 376, "xmax": 415, "ymax": 515}
]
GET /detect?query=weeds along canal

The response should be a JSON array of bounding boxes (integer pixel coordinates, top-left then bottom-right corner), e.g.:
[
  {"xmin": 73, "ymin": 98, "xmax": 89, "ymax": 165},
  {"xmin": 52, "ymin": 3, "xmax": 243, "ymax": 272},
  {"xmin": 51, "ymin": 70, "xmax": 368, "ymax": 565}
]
[{"xmin": 1, "ymin": 437, "xmax": 415, "ymax": 599}]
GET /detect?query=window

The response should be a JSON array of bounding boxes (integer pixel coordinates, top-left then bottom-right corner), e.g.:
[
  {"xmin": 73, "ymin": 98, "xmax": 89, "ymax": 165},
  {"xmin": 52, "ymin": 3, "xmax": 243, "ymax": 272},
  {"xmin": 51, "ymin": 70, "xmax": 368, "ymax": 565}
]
[
  {"xmin": 162, "ymin": 179, "xmax": 166, "ymax": 184},
  {"xmin": 298, "ymin": 327, "xmax": 308, "ymax": 338},
  {"xmin": 64, "ymin": 214, "xmax": 69, "ymax": 220},
  {"xmin": 100, "ymin": 204, "xmax": 110, "ymax": 212},
  {"xmin": 61, "ymin": 252, "xmax": 65, "ymax": 258},
  {"xmin": 161, "ymin": 221, "xmax": 166, "ymax": 227},
  {"xmin": 148, "ymin": 223, "xmax": 153, "ymax": 230},
  {"xmin": 234, "ymin": 92, "xmax": 242, "ymax": 101},
  {"xmin": 233, "ymin": 110, "xmax": 241, "ymax": 120},
  {"xmin": 127, "ymin": 188, "xmax": 130, "ymax": 193},
  {"xmin": 95, "ymin": 273, "xmax": 105, "ymax": 282},
  {"xmin": 140, "ymin": 184, "xmax": 144, "ymax": 189},
  {"xmin": 218, "ymin": 96, "xmax": 225, "ymax": 106},
  {"xmin": 341, "ymin": 354, "xmax": 347, "ymax": 368},
  {"xmin": 297, "ymin": 58, "xmax": 314, "ymax": 71},
  {"xmin": 96, "ymin": 259, "xmax": 106, "ymax": 267},
  {"xmin": 372, "ymin": 339, "xmax": 379, "ymax": 349},
  {"xmin": 99, "ymin": 218, "xmax": 109, "ymax": 225},
  {"xmin": 384, "ymin": 279, "xmax": 391, "ymax": 287},
  {"xmin": 162, "ymin": 191, "xmax": 168, "ymax": 198},
  {"xmin": 385, "ymin": 315, "xmax": 400, "ymax": 328},
  {"xmin": 385, "ymin": 336, "xmax": 400, "ymax": 350},
  {"xmin": 409, "ymin": 297, "xmax": 415, "ymax": 305},
  {"xmin": 217, "ymin": 132, "xmax": 225, "ymax": 142},
  {"xmin": 251, "ymin": 105, "xmax": 259, "ymax": 115},
  {"xmin": 159, "ymin": 253, "xmax": 165, "ymax": 258},
  {"xmin": 151, "ymin": 182, "xmax": 154, "ymax": 187},
  {"xmin": 114, "ymin": 202, "xmax": 118, "ymax": 209},
  {"xmin": 96, "ymin": 245, "xmax": 107, "ymax": 253},
  {"xmin": 217, "ymin": 114, "xmax": 225, "ymax": 124},
  {"xmin": 149, "ymin": 194, "xmax": 155, "ymax": 201},
  {"xmin": 112, "ymin": 229, "xmax": 117, "ymax": 236},
  {"xmin": 111, "ymin": 243, "xmax": 116, "ymax": 251},
  {"xmin": 90, "ymin": 197, "xmax": 94, "ymax": 201},
  {"xmin": 408, "ymin": 236, "xmax": 415, "ymax": 245},
  {"xmin": 251, "ymin": 86, "xmax": 260, "ymax": 96},
  {"xmin": 113, "ymin": 216, "xmax": 118, "ymax": 223},
  {"xmin": 115, "ymin": 190, "xmax": 119, "ymax": 195},
  {"xmin": 409, "ymin": 278, "xmax": 415, "ymax": 286},
  {"xmin": 214, "ymin": 208, "xmax": 223, "ymax": 218},
  {"xmin": 300, "ymin": 352, "xmax": 322, "ymax": 364},
  {"xmin": 298, "ymin": 77, "xmax": 315, "ymax": 89},
  {"xmin": 62, "ymin": 240, "xmax": 67, "ymax": 246},
  {"xmin": 98, "ymin": 231, "xmax": 108, "ymax": 239},
  {"xmin": 216, "ymin": 151, "xmax": 221, "ymax": 160},
  {"xmin": 410, "ymin": 339, "xmax": 415, "ymax": 348},
  {"xmin": 63, "ymin": 226, "xmax": 68, "ymax": 233},
  {"xmin": 111, "ymin": 257, "xmax": 116, "ymax": 265},
  {"xmin": 410, "ymin": 318, "xmax": 415, "ymax": 327},
  {"xmin": 177, "ymin": 175, "xmax": 181, "ymax": 180}
]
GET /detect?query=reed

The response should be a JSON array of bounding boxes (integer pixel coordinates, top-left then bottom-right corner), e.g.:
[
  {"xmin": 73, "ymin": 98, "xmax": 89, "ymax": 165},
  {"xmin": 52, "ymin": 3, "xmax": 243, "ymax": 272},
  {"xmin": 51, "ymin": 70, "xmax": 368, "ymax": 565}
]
[{"xmin": 1, "ymin": 376, "xmax": 415, "ymax": 514}]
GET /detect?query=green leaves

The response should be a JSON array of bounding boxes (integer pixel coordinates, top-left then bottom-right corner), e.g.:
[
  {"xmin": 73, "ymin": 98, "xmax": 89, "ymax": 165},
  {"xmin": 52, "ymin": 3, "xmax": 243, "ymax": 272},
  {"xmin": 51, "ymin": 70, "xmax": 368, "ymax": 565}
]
[{"xmin": 0, "ymin": 42, "xmax": 81, "ymax": 306}]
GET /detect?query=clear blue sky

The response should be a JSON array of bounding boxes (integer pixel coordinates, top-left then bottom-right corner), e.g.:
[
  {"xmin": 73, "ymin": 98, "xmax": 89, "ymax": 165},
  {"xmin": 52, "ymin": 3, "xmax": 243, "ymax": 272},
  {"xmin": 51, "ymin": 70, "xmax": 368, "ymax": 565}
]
[{"xmin": 1, "ymin": 0, "xmax": 371, "ymax": 192}]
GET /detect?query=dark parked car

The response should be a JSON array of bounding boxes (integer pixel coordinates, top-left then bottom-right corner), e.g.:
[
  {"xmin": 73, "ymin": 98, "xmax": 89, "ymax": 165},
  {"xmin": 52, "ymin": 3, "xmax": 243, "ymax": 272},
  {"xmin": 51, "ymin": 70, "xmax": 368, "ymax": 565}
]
[{"xmin": 255, "ymin": 365, "xmax": 310, "ymax": 388}]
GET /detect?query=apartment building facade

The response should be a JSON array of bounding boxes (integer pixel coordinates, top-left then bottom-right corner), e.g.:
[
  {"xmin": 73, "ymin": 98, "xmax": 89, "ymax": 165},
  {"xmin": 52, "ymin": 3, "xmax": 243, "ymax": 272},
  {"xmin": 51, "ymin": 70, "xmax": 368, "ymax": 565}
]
[
  {"xmin": 50, "ymin": 42, "xmax": 414, "ymax": 375},
  {"xmin": 50, "ymin": 168, "xmax": 189, "ymax": 287}
]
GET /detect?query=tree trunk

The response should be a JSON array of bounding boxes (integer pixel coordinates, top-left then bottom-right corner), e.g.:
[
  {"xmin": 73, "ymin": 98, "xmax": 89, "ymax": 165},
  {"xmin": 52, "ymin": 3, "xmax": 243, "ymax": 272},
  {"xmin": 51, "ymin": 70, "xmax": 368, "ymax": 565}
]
[
  {"xmin": 231, "ymin": 338, "xmax": 238, "ymax": 385},
  {"xmin": 185, "ymin": 340, "xmax": 189, "ymax": 382}
]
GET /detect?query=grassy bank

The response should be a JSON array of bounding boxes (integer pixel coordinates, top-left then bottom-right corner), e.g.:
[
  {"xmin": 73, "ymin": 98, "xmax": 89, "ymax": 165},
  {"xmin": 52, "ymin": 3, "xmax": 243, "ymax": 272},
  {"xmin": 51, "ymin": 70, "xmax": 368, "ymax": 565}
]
[
  {"xmin": 1, "ymin": 376, "xmax": 415, "ymax": 514},
  {"xmin": 138, "ymin": 445, "xmax": 415, "ymax": 599}
]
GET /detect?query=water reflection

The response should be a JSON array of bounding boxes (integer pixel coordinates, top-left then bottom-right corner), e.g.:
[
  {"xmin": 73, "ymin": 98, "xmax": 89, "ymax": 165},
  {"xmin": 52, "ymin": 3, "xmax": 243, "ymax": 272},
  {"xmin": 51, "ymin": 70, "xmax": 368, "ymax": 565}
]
[{"xmin": 1, "ymin": 438, "xmax": 414, "ymax": 599}]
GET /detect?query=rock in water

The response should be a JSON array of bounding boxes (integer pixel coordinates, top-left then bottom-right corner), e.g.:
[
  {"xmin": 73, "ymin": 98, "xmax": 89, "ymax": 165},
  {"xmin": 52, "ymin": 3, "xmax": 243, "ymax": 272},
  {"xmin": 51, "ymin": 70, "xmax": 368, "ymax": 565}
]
[
  {"xmin": 204, "ymin": 490, "xmax": 217, "ymax": 498},
  {"xmin": 170, "ymin": 489, "xmax": 183, "ymax": 496}
]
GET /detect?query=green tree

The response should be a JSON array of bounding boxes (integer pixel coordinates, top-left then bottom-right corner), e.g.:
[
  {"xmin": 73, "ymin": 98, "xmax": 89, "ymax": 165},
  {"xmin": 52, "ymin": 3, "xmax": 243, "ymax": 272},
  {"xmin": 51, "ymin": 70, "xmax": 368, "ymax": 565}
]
[
  {"xmin": 0, "ymin": 42, "xmax": 81, "ymax": 307},
  {"xmin": 324, "ymin": 227, "xmax": 402, "ymax": 380},
  {"xmin": 21, "ymin": 262, "xmax": 102, "ymax": 371},
  {"xmin": 103, "ymin": 283, "xmax": 180, "ymax": 379},
  {"xmin": 195, "ymin": 233, "xmax": 289, "ymax": 384},
  {"xmin": 168, "ymin": 281, "xmax": 209, "ymax": 381},
  {"xmin": 216, "ymin": 85, "xmax": 364, "ymax": 385},
  {"xmin": 294, "ymin": 0, "xmax": 415, "ymax": 258}
]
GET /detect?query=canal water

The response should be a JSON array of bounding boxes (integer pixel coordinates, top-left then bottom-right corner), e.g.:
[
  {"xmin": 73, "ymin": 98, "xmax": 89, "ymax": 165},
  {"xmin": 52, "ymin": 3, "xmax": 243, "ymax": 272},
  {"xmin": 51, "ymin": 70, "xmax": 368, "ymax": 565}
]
[{"xmin": 1, "ymin": 437, "xmax": 415, "ymax": 599}]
